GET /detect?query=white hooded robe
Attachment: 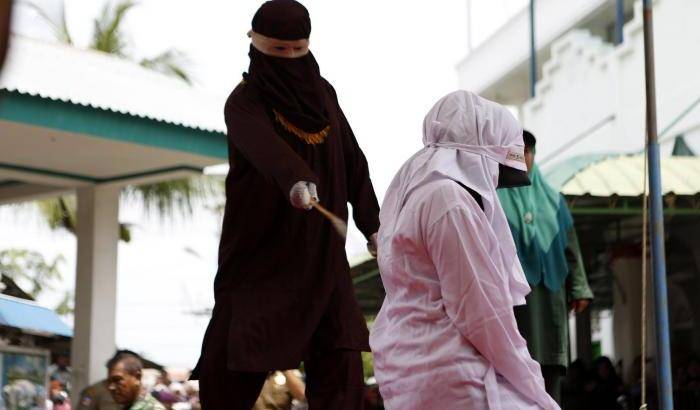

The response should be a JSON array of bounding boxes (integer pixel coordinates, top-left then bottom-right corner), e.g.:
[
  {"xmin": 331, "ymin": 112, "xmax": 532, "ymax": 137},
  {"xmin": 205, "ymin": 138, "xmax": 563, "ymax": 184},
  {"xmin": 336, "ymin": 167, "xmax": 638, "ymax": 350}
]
[{"xmin": 370, "ymin": 91, "xmax": 560, "ymax": 410}]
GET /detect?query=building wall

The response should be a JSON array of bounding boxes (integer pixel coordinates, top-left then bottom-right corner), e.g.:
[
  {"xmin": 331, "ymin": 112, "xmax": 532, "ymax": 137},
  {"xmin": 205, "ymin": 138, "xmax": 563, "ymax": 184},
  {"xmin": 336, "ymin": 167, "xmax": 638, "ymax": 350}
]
[
  {"xmin": 520, "ymin": 0, "xmax": 700, "ymax": 168},
  {"xmin": 488, "ymin": 0, "xmax": 700, "ymax": 382},
  {"xmin": 457, "ymin": 0, "xmax": 635, "ymax": 105},
  {"xmin": 611, "ymin": 256, "xmax": 656, "ymax": 383}
]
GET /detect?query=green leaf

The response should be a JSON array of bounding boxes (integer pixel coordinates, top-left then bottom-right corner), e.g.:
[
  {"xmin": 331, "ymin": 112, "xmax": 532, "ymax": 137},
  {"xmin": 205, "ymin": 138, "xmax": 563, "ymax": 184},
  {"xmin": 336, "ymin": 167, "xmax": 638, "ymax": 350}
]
[
  {"xmin": 54, "ymin": 290, "xmax": 74, "ymax": 316},
  {"xmin": 37, "ymin": 196, "xmax": 133, "ymax": 242},
  {"xmin": 0, "ymin": 249, "xmax": 64, "ymax": 299},
  {"xmin": 24, "ymin": 0, "xmax": 194, "ymax": 83},
  {"xmin": 90, "ymin": 0, "xmax": 137, "ymax": 55},
  {"xmin": 37, "ymin": 197, "xmax": 76, "ymax": 232},
  {"xmin": 139, "ymin": 49, "xmax": 193, "ymax": 84},
  {"xmin": 23, "ymin": 0, "xmax": 215, "ymax": 237},
  {"xmin": 122, "ymin": 176, "xmax": 223, "ymax": 220},
  {"xmin": 35, "ymin": 176, "xmax": 222, "ymax": 239}
]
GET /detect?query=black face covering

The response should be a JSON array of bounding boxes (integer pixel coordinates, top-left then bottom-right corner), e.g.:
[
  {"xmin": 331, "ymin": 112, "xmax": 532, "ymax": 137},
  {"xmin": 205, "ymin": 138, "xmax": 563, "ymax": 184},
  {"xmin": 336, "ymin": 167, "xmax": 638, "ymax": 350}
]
[
  {"xmin": 497, "ymin": 164, "xmax": 531, "ymax": 189},
  {"xmin": 244, "ymin": 0, "xmax": 330, "ymax": 135}
]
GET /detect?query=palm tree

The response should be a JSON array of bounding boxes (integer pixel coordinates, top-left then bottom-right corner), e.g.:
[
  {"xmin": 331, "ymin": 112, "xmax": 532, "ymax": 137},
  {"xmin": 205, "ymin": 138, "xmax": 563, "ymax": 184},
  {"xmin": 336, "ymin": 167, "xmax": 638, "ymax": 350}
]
[
  {"xmin": 0, "ymin": 249, "xmax": 64, "ymax": 299},
  {"xmin": 37, "ymin": 177, "xmax": 219, "ymax": 242},
  {"xmin": 0, "ymin": 249, "xmax": 76, "ymax": 315},
  {"xmin": 87, "ymin": 0, "xmax": 193, "ymax": 83},
  {"xmin": 90, "ymin": 0, "xmax": 133, "ymax": 57},
  {"xmin": 23, "ymin": 0, "xmax": 192, "ymax": 82},
  {"xmin": 22, "ymin": 0, "xmax": 221, "ymax": 239}
]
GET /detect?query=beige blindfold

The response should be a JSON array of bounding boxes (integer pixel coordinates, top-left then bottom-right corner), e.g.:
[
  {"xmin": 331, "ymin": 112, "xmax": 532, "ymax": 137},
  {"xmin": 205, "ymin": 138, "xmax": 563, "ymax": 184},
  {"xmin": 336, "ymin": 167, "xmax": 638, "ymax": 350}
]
[{"xmin": 248, "ymin": 30, "xmax": 310, "ymax": 59}]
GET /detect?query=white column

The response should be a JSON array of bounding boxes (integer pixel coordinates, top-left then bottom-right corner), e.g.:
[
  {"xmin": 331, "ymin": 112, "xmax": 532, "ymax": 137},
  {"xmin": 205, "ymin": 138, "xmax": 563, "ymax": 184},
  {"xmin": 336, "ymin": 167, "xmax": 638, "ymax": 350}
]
[
  {"xmin": 612, "ymin": 256, "xmax": 655, "ymax": 384},
  {"xmin": 71, "ymin": 185, "xmax": 120, "ymax": 401}
]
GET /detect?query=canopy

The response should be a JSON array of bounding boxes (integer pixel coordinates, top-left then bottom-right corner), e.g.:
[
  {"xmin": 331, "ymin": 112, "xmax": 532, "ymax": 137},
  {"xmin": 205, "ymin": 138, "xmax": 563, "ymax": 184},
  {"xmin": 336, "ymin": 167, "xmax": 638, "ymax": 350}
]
[{"xmin": 0, "ymin": 294, "xmax": 72, "ymax": 337}]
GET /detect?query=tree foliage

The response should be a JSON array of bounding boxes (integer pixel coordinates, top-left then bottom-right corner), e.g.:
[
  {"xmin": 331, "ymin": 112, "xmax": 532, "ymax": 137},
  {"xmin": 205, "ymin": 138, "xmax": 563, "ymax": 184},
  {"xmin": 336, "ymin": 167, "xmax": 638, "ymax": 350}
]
[
  {"xmin": 23, "ymin": 0, "xmax": 222, "ymax": 237},
  {"xmin": 0, "ymin": 249, "xmax": 64, "ymax": 299},
  {"xmin": 90, "ymin": 0, "xmax": 136, "ymax": 56}
]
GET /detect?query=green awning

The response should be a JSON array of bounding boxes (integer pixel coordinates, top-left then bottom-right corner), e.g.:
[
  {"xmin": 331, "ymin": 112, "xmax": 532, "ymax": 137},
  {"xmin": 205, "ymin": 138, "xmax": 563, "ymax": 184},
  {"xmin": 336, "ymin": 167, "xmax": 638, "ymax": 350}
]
[{"xmin": 545, "ymin": 153, "xmax": 700, "ymax": 197}]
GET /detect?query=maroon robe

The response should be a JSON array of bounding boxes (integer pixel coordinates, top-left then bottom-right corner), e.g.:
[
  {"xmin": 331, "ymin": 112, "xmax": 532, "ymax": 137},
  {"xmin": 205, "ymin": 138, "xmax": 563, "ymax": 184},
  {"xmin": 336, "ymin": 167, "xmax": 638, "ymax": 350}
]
[{"xmin": 192, "ymin": 78, "xmax": 379, "ymax": 374}]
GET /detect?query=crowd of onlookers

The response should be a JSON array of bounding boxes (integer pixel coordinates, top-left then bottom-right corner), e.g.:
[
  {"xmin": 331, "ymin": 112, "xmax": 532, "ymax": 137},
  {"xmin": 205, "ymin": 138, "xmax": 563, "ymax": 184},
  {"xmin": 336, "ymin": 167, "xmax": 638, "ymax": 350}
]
[
  {"xmin": 42, "ymin": 350, "xmax": 389, "ymax": 410},
  {"xmin": 140, "ymin": 376, "xmax": 201, "ymax": 410},
  {"xmin": 560, "ymin": 356, "xmax": 627, "ymax": 410},
  {"xmin": 673, "ymin": 354, "xmax": 700, "ymax": 410},
  {"xmin": 560, "ymin": 354, "xmax": 700, "ymax": 410},
  {"xmin": 45, "ymin": 350, "xmax": 202, "ymax": 410},
  {"xmin": 41, "ymin": 351, "xmax": 700, "ymax": 409}
]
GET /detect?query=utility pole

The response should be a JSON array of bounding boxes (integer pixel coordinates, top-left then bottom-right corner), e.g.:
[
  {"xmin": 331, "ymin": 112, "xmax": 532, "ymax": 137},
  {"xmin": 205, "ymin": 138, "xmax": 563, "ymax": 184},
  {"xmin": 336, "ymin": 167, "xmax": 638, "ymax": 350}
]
[{"xmin": 642, "ymin": 0, "xmax": 674, "ymax": 408}]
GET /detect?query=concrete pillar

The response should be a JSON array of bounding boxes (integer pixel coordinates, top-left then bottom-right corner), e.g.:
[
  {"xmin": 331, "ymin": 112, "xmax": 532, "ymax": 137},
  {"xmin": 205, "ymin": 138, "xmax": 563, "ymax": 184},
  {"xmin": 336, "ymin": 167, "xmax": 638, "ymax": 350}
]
[
  {"xmin": 612, "ymin": 256, "xmax": 655, "ymax": 384},
  {"xmin": 71, "ymin": 185, "xmax": 120, "ymax": 401}
]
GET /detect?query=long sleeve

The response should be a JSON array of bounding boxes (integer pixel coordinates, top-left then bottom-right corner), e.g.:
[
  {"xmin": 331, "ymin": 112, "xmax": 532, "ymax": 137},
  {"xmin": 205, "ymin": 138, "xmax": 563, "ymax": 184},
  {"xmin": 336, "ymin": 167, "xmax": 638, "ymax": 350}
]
[
  {"xmin": 326, "ymin": 83, "xmax": 380, "ymax": 239},
  {"xmin": 225, "ymin": 89, "xmax": 318, "ymax": 197},
  {"xmin": 427, "ymin": 206, "xmax": 560, "ymax": 410},
  {"xmin": 566, "ymin": 229, "xmax": 594, "ymax": 301}
]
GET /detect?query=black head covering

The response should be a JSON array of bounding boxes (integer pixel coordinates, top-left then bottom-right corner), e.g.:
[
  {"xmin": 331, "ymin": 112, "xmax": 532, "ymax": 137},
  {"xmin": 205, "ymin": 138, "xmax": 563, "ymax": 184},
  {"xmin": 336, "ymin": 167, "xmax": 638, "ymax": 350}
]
[
  {"xmin": 251, "ymin": 0, "xmax": 310, "ymax": 40},
  {"xmin": 244, "ymin": 0, "xmax": 330, "ymax": 135},
  {"xmin": 523, "ymin": 129, "xmax": 537, "ymax": 149},
  {"xmin": 497, "ymin": 129, "xmax": 533, "ymax": 188},
  {"xmin": 497, "ymin": 164, "xmax": 531, "ymax": 188}
]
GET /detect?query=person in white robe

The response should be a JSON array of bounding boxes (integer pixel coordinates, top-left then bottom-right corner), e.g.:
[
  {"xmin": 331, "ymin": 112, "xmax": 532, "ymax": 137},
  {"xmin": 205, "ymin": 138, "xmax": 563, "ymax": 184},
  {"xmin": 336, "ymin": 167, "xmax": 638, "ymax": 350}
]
[{"xmin": 370, "ymin": 90, "xmax": 559, "ymax": 410}]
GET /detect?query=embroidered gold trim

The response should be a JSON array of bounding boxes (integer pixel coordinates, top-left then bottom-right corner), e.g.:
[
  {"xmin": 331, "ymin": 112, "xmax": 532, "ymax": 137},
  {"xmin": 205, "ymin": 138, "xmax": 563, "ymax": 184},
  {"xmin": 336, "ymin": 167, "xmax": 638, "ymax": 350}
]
[{"xmin": 273, "ymin": 109, "xmax": 330, "ymax": 145}]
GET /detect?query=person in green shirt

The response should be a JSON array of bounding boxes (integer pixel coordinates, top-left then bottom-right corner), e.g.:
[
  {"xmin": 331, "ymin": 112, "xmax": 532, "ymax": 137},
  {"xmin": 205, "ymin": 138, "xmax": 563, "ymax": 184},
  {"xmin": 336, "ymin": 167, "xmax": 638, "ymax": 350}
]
[
  {"xmin": 106, "ymin": 352, "xmax": 164, "ymax": 410},
  {"xmin": 78, "ymin": 351, "xmax": 130, "ymax": 410},
  {"xmin": 77, "ymin": 379, "xmax": 122, "ymax": 410},
  {"xmin": 498, "ymin": 130, "xmax": 594, "ymax": 404}
]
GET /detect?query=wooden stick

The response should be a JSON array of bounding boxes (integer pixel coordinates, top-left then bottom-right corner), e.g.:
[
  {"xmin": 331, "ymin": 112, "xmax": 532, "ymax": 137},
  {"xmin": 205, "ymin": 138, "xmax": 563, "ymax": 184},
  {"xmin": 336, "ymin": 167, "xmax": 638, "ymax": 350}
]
[{"xmin": 310, "ymin": 200, "xmax": 347, "ymax": 239}]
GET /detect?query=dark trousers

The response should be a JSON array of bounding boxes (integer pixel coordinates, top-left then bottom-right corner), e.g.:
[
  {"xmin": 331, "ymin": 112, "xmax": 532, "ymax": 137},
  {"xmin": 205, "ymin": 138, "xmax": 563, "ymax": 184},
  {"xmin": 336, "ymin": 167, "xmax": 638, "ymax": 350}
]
[
  {"xmin": 199, "ymin": 348, "xmax": 365, "ymax": 410},
  {"xmin": 196, "ymin": 288, "xmax": 366, "ymax": 409},
  {"xmin": 542, "ymin": 364, "xmax": 566, "ymax": 405}
]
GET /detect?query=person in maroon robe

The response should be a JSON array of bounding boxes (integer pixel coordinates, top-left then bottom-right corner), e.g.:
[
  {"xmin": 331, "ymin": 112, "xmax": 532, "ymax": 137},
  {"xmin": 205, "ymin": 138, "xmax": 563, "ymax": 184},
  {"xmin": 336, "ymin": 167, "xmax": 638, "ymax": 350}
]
[
  {"xmin": 191, "ymin": 1, "xmax": 380, "ymax": 409},
  {"xmin": 0, "ymin": 1, "xmax": 12, "ymax": 71}
]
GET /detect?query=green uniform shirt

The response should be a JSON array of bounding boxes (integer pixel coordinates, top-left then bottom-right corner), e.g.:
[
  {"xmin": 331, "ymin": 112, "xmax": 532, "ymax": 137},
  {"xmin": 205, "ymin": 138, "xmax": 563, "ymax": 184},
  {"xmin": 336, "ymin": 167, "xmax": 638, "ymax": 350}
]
[
  {"xmin": 77, "ymin": 381, "xmax": 123, "ymax": 410},
  {"xmin": 127, "ymin": 394, "xmax": 165, "ymax": 410}
]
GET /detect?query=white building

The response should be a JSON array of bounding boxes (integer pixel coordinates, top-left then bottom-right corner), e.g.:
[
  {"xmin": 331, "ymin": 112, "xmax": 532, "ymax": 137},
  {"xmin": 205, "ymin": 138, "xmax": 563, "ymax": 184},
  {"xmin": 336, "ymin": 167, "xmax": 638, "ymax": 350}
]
[
  {"xmin": 459, "ymin": 0, "xmax": 700, "ymax": 161},
  {"xmin": 458, "ymin": 0, "xmax": 700, "ymax": 386}
]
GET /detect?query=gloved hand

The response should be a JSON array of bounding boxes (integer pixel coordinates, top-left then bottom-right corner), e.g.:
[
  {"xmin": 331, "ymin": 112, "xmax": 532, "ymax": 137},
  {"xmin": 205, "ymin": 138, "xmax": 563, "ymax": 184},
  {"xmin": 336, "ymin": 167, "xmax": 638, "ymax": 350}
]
[
  {"xmin": 308, "ymin": 183, "xmax": 318, "ymax": 203},
  {"xmin": 289, "ymin": 181, "xmax": 318, "ymax": 210},
  {"xmin": 367, "ymin": 232, "xmax": 378, "ymax": 257}
]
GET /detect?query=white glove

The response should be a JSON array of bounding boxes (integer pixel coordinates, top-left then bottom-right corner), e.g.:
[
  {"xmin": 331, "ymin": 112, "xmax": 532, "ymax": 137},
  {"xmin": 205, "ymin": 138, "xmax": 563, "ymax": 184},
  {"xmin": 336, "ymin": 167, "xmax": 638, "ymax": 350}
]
[
  {"xmin": 367, "ymin": 232, "xmax": 378, "ymax": 257},
  {"xmin": 289, "ymin": 181, "xmax": 318, "ymax": 210},
  {"xmin": 308, "ymin": 183, "xmax": 319, "ymax": 203}
]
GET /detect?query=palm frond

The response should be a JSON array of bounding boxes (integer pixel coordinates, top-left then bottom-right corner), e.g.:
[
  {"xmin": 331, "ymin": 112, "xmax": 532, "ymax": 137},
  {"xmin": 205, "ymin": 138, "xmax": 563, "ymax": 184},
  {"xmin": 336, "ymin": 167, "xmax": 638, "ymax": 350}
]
[
  {"xmin": 37, "ymin": 197, "xmax": 76, "ymax": 232},
  {"xmin": 140, "ymin": 49, "xmax": 193, "ymax": 84},
  {"xmin": 37, "ymin": 196, "xmax": 132, "ymax": 242},
  {"xmin": 54, "ymin": 290, "xmax": 74, "ymax": 316},
  {"xmin": 122, "ymin": 176, "xmax": 223, "ymax": 219},
  {"xmin": 21, "ymin": 0, "xmax": 215, "ymax": 234},
  {"xmin": 34, "ymin": 177, "xmax": 221, "ymax": 237},
  {"xmin": 119, "ymin": 222, "xmax": 133, "ymax": 243},
  {"xmin": 21, "ymin": 0, "xmax": 73, "ymax": 44},
  {"xmin": 0, "ymin": 249, "xmax": 64, "ymax": 298},
  {"xmin": 91, "ymin": 0, "xmax": 137, "ymax": 55}
]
